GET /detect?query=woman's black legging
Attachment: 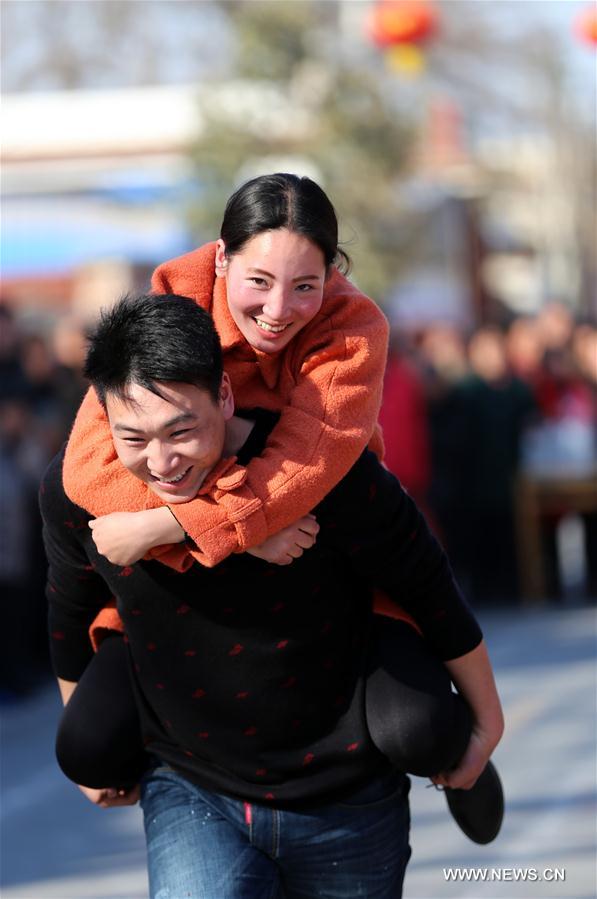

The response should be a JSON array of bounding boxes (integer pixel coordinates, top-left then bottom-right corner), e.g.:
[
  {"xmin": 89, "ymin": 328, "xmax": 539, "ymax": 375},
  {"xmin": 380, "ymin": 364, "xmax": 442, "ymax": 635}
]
[
  {"xmin": 55, "ymin": 633, "xmax": 147, "ymax": 790},
  {"xmin": 56, "ymin": 617, "xmax": 472, "ymax": 790},
  {"xmin": 365, "ymin": 616, "xmax": 472, "ymax": 776}
]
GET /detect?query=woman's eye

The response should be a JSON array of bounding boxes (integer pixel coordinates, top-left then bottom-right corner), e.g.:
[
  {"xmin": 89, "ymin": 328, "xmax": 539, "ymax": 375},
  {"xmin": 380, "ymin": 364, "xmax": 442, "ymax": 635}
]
[
  {"xmin": 296, "ymin": 283, "xmax": 315, "ymax": 292},
  {"xmin": 249, "ymin": 277, "xmax": 268, "ymax": 287}
]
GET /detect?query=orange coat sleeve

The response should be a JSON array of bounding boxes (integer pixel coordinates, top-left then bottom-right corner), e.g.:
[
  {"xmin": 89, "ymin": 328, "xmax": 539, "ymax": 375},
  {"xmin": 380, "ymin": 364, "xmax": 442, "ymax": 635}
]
[
  {"xmin": 171, "ymin": 274, "xmax": 389, "ymax": 563},
  {"xmin": 62, "ymin": 267, "xmax": 388, "ymax": 569}
]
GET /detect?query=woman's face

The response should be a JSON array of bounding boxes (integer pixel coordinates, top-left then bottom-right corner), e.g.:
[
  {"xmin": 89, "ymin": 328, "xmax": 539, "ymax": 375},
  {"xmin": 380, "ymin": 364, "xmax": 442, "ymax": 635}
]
[{"xmin": 217, "ymin": 229, "xmax": 327, "ymax": 354}]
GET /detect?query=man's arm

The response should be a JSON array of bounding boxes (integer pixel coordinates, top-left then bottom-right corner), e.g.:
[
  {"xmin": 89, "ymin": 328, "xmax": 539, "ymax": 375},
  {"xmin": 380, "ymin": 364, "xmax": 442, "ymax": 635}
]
[
  {"xmin": 318, "ymin": 451, "xmax": 503, "ymax": 786},
  {"xmin": 319, "ymin": 450, "xmax": 483, "ymax": 661},
  {"xmin": 437, "ymin": 641, "xmax": 504, "ymax": 788}
]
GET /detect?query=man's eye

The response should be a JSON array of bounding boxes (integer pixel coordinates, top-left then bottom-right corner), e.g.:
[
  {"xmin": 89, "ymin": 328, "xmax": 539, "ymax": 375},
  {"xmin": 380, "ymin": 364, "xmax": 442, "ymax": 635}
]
[
  {"xmin": 123, "ymin": 437, "xmax": 144, "ymax": 445},
  {"xmin": 171, "ymin": 428, "xmax": 193, "ymax": 438}
]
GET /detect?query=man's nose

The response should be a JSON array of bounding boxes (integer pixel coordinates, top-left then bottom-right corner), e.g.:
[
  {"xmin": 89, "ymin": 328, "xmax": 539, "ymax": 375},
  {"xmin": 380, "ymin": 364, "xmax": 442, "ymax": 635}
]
[{"xmin": 147, "ymin": 442, "xmax": 176, "ymax": 475}]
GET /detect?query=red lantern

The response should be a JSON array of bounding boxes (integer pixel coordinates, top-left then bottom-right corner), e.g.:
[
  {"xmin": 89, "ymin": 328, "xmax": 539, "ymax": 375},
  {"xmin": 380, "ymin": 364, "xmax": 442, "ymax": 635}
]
[
  {"xmin": 368, "ymin": 1, "xmax": 439, "ymax": 49},
  {"xmin": 574, "ymin": 5, "xmax": 597, "ymax": 47}
]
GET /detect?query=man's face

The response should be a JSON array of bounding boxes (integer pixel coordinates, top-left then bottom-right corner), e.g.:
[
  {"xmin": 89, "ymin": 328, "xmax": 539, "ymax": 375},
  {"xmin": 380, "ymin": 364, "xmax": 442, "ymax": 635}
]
[{"xmin": 106, "ymin": 376, "xmax": 234, "ymax": 504}]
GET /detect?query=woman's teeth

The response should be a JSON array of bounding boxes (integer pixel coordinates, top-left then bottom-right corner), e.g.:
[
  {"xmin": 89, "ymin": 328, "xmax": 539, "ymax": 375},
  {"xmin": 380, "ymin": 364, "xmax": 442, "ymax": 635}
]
[
  {"xmin": 158, "ymin": 469, "xmax": 189, "ymax": 484},
  {"xmin": 253, "ymin": 318, "xmax": 289, "ymax": 333}
]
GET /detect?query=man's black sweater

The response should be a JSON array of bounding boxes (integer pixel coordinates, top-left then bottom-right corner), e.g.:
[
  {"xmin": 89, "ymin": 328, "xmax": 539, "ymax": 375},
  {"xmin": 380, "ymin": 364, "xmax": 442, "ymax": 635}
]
[{"xmin": 41, "ymin": 411, "xmax": 481, "ymax": 808}]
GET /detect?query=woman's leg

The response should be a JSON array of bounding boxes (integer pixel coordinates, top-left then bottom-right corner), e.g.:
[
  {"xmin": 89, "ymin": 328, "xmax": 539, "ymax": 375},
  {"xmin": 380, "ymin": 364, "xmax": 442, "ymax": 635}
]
[
  {"xmin": 55, "ymin": 633, "xmax": 147, "ymax": 789},
  {"xmin": 366, "ymin": 616, "xmax": 471, "ymax": 777},
  {"xmin": 365, "ymin": 615, "xmax": 504, "ymax": 844}
]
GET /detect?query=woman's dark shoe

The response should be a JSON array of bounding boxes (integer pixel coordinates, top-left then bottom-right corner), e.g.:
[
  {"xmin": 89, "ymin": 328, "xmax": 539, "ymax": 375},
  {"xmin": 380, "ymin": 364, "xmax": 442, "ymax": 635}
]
[{"xmin": 443, "ymin": 761, "xmax": 504, "ymax": 844}]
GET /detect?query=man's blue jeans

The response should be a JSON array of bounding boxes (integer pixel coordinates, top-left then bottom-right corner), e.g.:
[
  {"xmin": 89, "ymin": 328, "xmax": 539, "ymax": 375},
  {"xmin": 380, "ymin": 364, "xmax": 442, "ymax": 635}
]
[{"xmin": 140, "ymin": 764, "xmax": 411, "ymax": 898}]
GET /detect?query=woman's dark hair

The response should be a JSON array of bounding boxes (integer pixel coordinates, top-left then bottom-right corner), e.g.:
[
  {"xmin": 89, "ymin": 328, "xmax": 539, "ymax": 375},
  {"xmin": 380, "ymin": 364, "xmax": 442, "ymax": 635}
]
[
  {"xmin": 84, "ymin": 293, "xmax": 223, "ymax": 407},
  {"xmin": 220, "ymin": 173, "xmax": 350, "ymax": 272}
]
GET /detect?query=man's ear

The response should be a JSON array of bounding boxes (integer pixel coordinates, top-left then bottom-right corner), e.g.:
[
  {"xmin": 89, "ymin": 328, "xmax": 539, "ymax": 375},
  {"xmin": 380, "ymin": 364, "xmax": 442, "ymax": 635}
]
[
  {"xmin": 215, "ymin": 240, "xmax": 229, "ymax": 278},
  {"xmin": 219, "ymin": 372, "xmax": 235, "ymax": 420}
]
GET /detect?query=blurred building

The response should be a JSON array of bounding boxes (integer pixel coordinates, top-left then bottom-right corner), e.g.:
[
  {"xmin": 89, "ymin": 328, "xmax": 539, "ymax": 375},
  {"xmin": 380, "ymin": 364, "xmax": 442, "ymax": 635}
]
[
  {"xmin": 477, "ymin": 134, "xmax": 586, "ymax": 317},
  {"xmin": 1, "ymin": 81, "xmax": 322, "ymax": 325},
  {"xmin": 2, "ymin": 85, "xmax": 201, "ymax": 321},
  {"xmin": 386, "ymin": 98, "xmax": 591, "ymax": 330},
  {"xmin": 3, "ymin": 77, "xmax": 591, "ymax": 330}
]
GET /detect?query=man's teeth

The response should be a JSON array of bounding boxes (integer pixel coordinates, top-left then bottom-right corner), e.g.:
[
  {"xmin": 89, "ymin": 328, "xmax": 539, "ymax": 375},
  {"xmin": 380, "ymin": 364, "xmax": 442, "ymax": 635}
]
[{"xmin": 254, "ymin": 318, "xmax": 289, "ymax": 333}]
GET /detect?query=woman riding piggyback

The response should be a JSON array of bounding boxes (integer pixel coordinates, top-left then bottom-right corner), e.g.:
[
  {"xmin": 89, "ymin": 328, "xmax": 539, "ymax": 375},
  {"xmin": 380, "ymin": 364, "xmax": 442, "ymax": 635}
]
[{"xmin": 62, "ymin": 173, "xmax": 389, "ymax": 573}]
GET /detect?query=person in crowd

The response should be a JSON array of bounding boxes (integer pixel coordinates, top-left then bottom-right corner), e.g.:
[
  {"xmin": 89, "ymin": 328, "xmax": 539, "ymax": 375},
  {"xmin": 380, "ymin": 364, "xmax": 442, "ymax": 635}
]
[
  {"xmin": 42, "ymin": 293, "xmax": 504, "ymax": 898},
  {"xmin": 20, "ymin": 334, "xmax": 67, "ymax": 459},
  {"xmin": 506, "ymin": 315, "xmax": 544, "ymax": 388},
  {"xmin": 0, "ymin": 395, "xmax": 50, "ymax": 695},
  {"xmin": 378, "ymin": 332, "xmax": 431, "ymax": 514},
  {"xmin": 50, "ymin": 314, "xmax": 90, "ymax": 435},
  {"xmin": 416, "ymin": 324, "xmax": 472, "ymax": 589},
  {"xmin": 571, "ymin": 322, "xmax": 597, "ymax": 598},
  {"xmin": 460, "ymin": 326, "xmax": 536, "ymax": 602},
  {"xmin": 536, "ymin": 301, "xmax": 574, "ymax": 354},
  {"xmin": 0, "ymin": 305, "xmax": 59, "ymax": 695},
  {"xmin": 571, "ymin": 323, "xmax": 597, "ymax": 387},
  {"xmin": 526, "ymin": 315, "xmax": 596, "ymax": 599},
  {"xmin": 0, "ymin": 303, "xmax": 27, "ymax": 402}
]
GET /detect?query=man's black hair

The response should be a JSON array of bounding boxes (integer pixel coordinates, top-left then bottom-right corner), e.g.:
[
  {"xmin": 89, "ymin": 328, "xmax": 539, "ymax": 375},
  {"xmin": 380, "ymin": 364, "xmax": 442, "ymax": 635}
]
[{"xmin": 84, "ymin": 293, "xmax": 224, "ymax": 407}]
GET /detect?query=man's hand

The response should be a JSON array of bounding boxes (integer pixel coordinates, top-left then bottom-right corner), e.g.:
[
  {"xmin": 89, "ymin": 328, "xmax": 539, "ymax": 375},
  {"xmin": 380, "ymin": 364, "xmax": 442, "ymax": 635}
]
[
  {"xmin": 246, "ymin": 514, "xmax": 319, "ymax": 565},
  {"xmin": 78, "ymin": 783, "xmax": 141, "ymax": 808},
  {"xmin": 431, "ymin": 728, "xmax": 496, "ymax": 791},
  {"xmin": 89, "ymin": 508, "xmax": 184, "ymax": 565}
]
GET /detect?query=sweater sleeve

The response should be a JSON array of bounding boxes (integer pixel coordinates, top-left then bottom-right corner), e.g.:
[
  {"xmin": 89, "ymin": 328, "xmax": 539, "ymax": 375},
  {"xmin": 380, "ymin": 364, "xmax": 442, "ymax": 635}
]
[
  {"xmin": 171, "ymin": 278, "xmax": 389, "ymax": 563},
  {"xmin": 319, "ymin": 450, "xmax": 483, "ymax": 661},
  {"xmin": 41, "ymin": 451, "xmax": 115, "ymax": 681}
]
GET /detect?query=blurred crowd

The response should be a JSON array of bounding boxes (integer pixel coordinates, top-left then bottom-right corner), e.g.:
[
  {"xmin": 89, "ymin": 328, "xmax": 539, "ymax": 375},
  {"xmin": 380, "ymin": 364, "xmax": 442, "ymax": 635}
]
[
  {"xmin": 0, "ymin": 298, "xmax": 595, "ymax": 698},
  {"xmin": 0, "ymin": 303, "xmax": 88, "ymax": 698},
  {"xmin": 379, "ymin": 302, "xmax": 597, "ymax": 607}
]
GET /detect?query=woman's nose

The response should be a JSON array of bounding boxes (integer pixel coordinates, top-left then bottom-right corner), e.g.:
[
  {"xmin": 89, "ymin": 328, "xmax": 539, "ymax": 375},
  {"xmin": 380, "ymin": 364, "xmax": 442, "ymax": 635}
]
[{"xmin": 262, "ymin": 288, "xmax": 291, "ymax": 322}]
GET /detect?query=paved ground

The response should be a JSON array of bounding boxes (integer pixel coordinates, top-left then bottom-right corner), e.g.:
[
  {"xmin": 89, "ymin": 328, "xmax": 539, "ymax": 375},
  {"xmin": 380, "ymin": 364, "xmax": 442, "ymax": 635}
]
[
  {"xmin": 2, "ymin": 604, "xmax": 595, "ymax": 899},
  {"xmin": 405, "ymin": 604, "xmax": 596, "ymax": 899}
]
